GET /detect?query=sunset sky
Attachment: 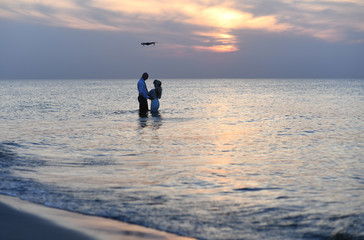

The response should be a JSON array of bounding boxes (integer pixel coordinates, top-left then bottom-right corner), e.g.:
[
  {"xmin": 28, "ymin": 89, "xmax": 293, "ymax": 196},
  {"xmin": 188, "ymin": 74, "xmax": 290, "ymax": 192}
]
[{"xmin": 1, "ymin": 0, "xmax": 364, "ymax": 79}]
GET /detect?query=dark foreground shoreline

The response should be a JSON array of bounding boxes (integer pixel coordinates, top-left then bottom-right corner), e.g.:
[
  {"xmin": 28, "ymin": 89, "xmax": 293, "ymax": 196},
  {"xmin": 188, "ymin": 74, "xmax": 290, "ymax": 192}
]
[{"xmin": 0, "ymin": 195, "xmax": 195, "ymax": 240}]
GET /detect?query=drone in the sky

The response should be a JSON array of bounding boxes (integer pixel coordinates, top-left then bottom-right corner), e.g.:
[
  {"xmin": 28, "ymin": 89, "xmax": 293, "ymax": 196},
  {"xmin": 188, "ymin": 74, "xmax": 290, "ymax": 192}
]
[{"xmin": 141, "ymin": 42, "xmax": 157, "ymax": 46}]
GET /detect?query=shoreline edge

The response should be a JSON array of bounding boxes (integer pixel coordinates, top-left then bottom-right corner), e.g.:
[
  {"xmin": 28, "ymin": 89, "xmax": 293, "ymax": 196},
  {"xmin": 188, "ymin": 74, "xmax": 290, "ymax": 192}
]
[{"xmin": 0, "ymin": 194, "xmax": 195, "ymax": 240}]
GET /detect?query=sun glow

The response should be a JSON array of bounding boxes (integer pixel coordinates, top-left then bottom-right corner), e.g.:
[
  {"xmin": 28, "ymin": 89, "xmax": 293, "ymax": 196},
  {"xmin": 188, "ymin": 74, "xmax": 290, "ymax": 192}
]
[{"xmin": 197, "ymin": 7, "xmax": 249, "ymax": 29}]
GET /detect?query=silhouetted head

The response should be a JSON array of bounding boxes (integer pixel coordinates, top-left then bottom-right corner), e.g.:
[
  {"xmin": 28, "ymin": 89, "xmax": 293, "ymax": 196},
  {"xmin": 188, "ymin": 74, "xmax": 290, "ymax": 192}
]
[
  {"xmin": 153, "ymin": 80, "xmax": 162, "ymax": 99},
  {"xmin": 153, "ymin": 79, "xmax": 161, "ymax": 87},
  {"xmin": 142, "ymin": 72, "xmax": 149, "ymax": 80}
]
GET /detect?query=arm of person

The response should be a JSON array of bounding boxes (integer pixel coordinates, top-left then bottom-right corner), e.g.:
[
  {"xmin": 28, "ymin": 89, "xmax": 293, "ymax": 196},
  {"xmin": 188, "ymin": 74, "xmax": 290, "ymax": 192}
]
[
  {"xmin": 138, "ymin": 79, "xmax": 149, "ymax": 99},
  {"xmin": 148, "ymin": 89, "xmax": 155, "ymax": 100}
]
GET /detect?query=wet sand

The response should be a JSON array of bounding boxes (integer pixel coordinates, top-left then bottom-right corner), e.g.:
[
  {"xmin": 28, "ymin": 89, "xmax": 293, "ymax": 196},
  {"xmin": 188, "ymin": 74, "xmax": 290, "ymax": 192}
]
[{"xmin": 0, "ymin": 195, "xmax": 195, "ymax": 240}]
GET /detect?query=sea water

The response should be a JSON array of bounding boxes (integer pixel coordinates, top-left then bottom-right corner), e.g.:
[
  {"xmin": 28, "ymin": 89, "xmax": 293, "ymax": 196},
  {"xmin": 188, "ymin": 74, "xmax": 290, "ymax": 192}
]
[{"xmin": 0, "ymin": 78, "xmax": 363, "ymax": 240}]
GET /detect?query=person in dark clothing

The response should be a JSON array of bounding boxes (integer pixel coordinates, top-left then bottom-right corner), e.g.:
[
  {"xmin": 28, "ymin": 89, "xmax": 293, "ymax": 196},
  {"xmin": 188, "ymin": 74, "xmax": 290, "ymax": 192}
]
[{"xmin": 137, "ymin": 72, "xmax": 149, "ymax": 116}]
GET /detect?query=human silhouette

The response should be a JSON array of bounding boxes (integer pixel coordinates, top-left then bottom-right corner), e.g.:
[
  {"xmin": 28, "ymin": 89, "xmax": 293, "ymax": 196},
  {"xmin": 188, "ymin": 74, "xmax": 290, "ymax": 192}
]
[
  {"xmin": 137, "ymin": 72, "xmax": 149, "ymax": 116},
  {"xmin": 149, "ymin": 80, "xmax": 162, "ymax": 112}
]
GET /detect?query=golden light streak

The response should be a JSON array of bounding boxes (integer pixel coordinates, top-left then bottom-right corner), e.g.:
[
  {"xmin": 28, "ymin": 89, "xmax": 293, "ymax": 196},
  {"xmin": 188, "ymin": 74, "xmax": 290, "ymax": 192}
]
[
  {"xmin": 193, "ymin": 31, "xmax": 239, "ymax": 52},
  {"xmin": 193, "ymin": 45, "xmax": 238, "ymax": 52}
]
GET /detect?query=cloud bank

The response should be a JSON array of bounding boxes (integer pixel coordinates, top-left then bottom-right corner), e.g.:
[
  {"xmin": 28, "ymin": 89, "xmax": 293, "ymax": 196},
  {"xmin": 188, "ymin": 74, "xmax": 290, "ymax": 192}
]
[{"xmin": 1, "ymin": 0, "xmax": 363, "ymax": 52}]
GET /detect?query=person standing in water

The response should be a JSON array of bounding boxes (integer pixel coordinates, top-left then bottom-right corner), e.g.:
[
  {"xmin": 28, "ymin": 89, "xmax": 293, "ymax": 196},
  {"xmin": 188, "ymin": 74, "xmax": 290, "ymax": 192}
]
[
  {"xmin": 137, "ymin": 72, "xmax": 149, "ymax": 115},
  {"xmin": 149, "ymin": 80, "xmax": 162, "ymax": 112}
]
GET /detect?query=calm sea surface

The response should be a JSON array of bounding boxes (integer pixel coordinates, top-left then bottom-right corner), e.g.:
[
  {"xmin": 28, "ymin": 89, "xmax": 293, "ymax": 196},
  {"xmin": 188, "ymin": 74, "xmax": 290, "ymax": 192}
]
[{"xmin": 0, "ymin": 79, "xmax": 363, "ymax": 239}]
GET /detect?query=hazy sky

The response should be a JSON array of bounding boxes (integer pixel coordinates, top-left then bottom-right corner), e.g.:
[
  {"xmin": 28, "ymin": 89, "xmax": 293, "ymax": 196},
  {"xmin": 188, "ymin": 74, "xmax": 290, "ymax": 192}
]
[{"xmin": 1, "ymin": 0, "xmax": 364, "ymax": 79}]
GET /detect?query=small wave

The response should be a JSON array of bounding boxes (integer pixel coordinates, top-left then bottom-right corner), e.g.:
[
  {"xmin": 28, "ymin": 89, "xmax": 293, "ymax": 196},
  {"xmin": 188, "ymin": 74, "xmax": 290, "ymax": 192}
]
[
  {"xmin": 276, "ymin": 196, "xmax": 291, "ymax": 199},
  {"xmin": 234, "ymin": 187, "xmax": 281, "ymax": 192},
  {"xmin": 0, "ymin": 145, "xmax": 16, "ymax": 168},
  {"xmin": 0, "ymin": 141, "xmax": 44, "ymax": 169},
  {"xmin": 2, "ymin": 141, "xmax": 24, "ymax": 148},
  {"xmin": 113, "ymin": 110, "xmax": 139, "ymax": 115},
  {"xmin": 303, "ymin": 130, "xmax": 316, "ymax": 134},
  {"xmin": 330, "ymin": 231, "xmax": 364, "ymax": 240}
]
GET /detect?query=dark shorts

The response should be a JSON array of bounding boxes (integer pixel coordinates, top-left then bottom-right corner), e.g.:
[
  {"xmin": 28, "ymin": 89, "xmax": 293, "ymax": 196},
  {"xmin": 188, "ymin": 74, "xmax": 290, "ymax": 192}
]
[{"xmin": 138, "ymin": 95, "xmax": 148, "ymax": 114}]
